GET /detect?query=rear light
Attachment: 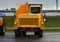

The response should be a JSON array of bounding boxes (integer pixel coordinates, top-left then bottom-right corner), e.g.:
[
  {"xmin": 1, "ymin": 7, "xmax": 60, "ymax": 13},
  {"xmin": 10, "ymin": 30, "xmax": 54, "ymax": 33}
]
[
  {"xmin": 14, "ymin": 22, "xmax": 17, "ymax": 24},
  {"xmin": 41, "ymin": 22, "xmax": 44, "ymax": 24}
]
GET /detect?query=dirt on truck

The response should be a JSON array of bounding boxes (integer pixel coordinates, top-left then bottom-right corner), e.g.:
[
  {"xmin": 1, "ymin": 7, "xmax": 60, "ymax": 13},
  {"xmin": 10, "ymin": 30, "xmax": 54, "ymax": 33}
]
[{"xmin": 14, "ymin": 2, "xmax": 45, "ymax": 37}]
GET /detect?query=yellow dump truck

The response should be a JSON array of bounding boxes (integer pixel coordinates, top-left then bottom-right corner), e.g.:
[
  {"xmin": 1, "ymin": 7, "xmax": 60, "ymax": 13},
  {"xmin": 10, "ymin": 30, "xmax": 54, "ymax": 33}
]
[
  {"xmin": 0, "ymin": 12, "xmax": 6, "ymax": 36},
  {"xmin": 14, "ymin": 3, "xmax": 44, "ymax": 37}
]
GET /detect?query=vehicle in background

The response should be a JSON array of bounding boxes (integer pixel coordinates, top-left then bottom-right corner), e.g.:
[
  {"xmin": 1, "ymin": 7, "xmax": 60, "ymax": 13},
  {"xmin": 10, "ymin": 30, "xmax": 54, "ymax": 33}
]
[{"xmin": 0, "ymin": 11, "xmax": 6, "ymax": 36}]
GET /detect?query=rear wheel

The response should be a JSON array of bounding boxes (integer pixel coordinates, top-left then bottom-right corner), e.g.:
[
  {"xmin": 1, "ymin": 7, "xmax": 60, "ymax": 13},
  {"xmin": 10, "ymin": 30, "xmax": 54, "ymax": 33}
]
[
  {"xmin": 37, "ymin": 29, "xmax": 43, "ymax": 37},
  {"xmin": 0, "ymin": 32, "xmax": 5, "ymax": 36},
  {"xmin": 15, "ymin": 29, "xmax": 21, "ymax": 37},
  {"xmin": 22, "ymin": 31, "xmax": 26, "ymax": 36},
  {"xmin": 34, "ymin": 32, "xmax": 37, "ymax": 36}
]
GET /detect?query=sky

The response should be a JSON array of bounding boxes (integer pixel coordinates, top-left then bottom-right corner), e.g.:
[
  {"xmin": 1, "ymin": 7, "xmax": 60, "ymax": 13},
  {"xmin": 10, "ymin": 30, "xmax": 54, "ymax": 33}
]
[{"xmin": 0, "ymin": 0, "xmax": 60, "ymax": 10}]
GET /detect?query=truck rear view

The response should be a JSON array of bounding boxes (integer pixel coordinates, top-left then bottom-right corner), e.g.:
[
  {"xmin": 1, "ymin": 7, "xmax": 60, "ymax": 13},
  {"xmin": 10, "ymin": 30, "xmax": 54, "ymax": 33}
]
[{"xmin": 14, "ymin": 3, "xmax": 44, "ymax": 37}]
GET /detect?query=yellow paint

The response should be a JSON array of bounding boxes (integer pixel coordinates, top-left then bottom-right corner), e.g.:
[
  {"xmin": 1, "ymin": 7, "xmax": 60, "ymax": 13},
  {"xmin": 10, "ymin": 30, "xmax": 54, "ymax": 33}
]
[
  {"xmin": 0, "ymin": 18, "xmax": 3, "ymax": 26},
  {"xmin": 0, "ymin": 18, "xmax": 6, "ymax": 32},
  {"xmin": 14, "ymin": 3, "xmax": 44, "ymax": 31}
]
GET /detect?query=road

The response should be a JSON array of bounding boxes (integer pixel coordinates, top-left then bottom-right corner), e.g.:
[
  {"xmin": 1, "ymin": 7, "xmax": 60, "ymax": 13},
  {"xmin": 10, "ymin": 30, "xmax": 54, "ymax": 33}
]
[{"xmin": 0, "ymin": 33, "xmax": 60, "ymax": 42}]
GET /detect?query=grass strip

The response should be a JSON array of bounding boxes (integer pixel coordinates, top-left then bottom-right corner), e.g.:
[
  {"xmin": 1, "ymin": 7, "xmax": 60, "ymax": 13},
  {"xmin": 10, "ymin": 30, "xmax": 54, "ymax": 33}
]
[{"xmin": 6, "ymin": 29, "xmax": 60, "ymax": 32}]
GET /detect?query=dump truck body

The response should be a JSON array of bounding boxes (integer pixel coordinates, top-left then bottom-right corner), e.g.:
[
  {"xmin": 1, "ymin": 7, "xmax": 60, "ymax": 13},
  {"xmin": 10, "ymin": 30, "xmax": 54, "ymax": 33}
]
[{"xmin": 14, "ymin": 3, "xmax": 44, "ymax": 37}]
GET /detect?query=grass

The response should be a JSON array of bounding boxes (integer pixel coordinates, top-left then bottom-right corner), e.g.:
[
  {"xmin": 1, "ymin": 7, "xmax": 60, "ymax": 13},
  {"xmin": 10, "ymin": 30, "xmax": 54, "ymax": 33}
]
[
  {"xmin": 45, "ymin": 16, "xmax": 60, "ymax": 27},
  {"xmin": 6, "ymin": 29, "xmax": 14, "ymax": 32},
  {"xmin": 44, "ymin": 29, "xmax": 60, "ymax": 32},
  {"xmin": 5, "ymin": 16, "xmax": 60, "ymax": 27},
  {"xmin": 5, "ymin": 16, "xmax": 60, "ymax": 32},
  {"xmin": 6, "ymin": 29, "xmax": 60, "ymax": 32},
  {"xmin": 6, "ymin": 16, "xmax": 14, "ymax": 27}
]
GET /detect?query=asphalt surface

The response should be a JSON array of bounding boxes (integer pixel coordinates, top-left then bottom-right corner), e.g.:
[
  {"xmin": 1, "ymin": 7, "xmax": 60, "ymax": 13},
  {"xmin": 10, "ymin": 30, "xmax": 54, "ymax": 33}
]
[{"xmin": 0, "ymin": 33, "xmax": 60, "ymax": 42}]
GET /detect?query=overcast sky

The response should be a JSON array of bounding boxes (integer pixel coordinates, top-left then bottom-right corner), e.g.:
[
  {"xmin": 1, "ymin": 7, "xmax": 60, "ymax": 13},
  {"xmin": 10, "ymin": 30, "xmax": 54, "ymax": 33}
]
[{"xmin": 0, "ymin": 0, "xmax": 60, "ymax": 10}]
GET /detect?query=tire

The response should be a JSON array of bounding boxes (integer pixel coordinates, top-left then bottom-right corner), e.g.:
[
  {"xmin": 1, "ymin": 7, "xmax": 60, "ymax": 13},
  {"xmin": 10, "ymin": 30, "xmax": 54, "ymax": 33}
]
[
  {"xmin": 37, "ymin": 29, "xmax": 43, "ymax": 37},
  {"xmin": 22, "ymin": 31, "xmax": 26, "ymax": 36},
  {"xmin": 0, "ymin": 26, "xmax": 5, "ymax": 36},
  {"xmin": 15, "ymin": 29, "xmax": 21, "ymax": 37},
  {"xmin": 34, "ymin": 32, "xmax": 37, "ymax": 36},
  {"xmin": 0, "ymin": 32, "xmax": 5, "ymax": 36}
]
